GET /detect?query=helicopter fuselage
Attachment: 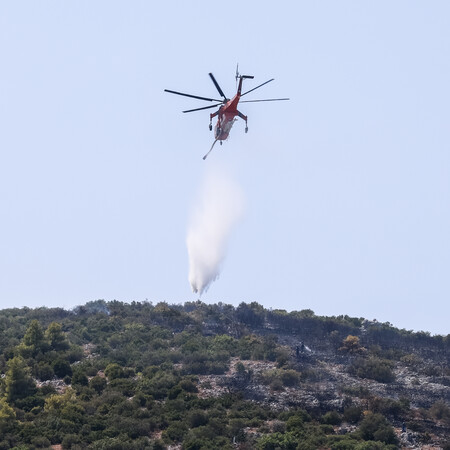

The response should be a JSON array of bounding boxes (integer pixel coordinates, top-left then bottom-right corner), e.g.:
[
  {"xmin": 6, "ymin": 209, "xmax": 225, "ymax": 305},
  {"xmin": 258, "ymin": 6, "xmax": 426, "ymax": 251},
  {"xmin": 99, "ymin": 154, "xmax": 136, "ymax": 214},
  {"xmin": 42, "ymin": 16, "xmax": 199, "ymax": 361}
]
[
  {"xmin": 213, "ymin": 95, "xmax": 241, "ymax": 140},
  {"xmin": 210, "ymin": 77, "xmax": 248, "ymax": 141}
]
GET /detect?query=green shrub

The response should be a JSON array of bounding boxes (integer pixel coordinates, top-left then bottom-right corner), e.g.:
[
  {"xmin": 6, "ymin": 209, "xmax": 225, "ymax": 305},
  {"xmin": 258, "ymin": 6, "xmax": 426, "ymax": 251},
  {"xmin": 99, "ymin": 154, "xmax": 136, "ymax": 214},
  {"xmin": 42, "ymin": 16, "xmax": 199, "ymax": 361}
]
[
  {"xmin": 162, "ymin": 422, "xmax": 188, "ymax": 443},
  {"xmin": 104, "ymin": 363, "xmax": 124, "ymax": 380},
  {"xmin": 272, "ymin": 420, "xmax": 286, "ymax": 433},
  {"xmin": 71, "ymin": 368, "xmax": 89, "ymax": 386},
  {"xmin": 429, "ymin": 401, "xmax": 450, "ymax": 423},
  {"xmin": 257, "ymin": 432, "xmax": 298, "ymax": 450},
  {"xmin": 261, "ymin": 369, "xmax": 300, "ymax": 388},
  {"xmin": 270, "ymin": 378, "xmax": 284, "ymax": 391},
  {"xmin": 36, "ymin": 363, "xmax": 54, "ymax": 381},
  {"xmin": 31, "ymin": 436, "xmax": 51, "ymax": 448},
  {"xmin": 343, "ymin": 406, "xmax": 363, "ymax": 424},
  {"xmin": 322, "ymin": 411, "xmax": 342, "ymax": 425},
  {"xmin": 358, "ymin": 412, "xmax": 398, "ymax": 445},
  {"xmin": 108, "ymin": 378, "xmax": 135, "ymax": 397},
  {"xmin": 350, "ymin": 358, "xmax": 395, "ymax": 383},
  {"xmin": 179, "ymin": 378, "xmax": 198, "ymax": 393},
  {"xmin": 61, "ymin": 433, "xmax": 81, "ymax": 449},
  {"xmin": 280, "ymin": 369, "xmax": 300, "ymax": 387},
  {"xmin": 53, "ymin": 359, "xmax": 72, "ymax": 378},
  {"xmin": 286, "ymin": 415, "xmax": 305, "ymax": 433},
  {"xmin": 188, "ymin": 410, "xmax": 209, "ymax": 428},
  {"xmin": 89, "ymin": 376, "xmax": 107, "ymax": 394}
]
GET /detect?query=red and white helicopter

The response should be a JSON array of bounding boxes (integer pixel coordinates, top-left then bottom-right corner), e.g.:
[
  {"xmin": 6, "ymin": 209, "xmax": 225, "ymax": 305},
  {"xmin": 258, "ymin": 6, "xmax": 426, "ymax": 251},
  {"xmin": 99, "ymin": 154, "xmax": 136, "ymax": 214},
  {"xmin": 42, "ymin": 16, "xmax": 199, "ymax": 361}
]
[{"xmin": 165, "ymin": 67, "xmax": 289, "ymax": 159}]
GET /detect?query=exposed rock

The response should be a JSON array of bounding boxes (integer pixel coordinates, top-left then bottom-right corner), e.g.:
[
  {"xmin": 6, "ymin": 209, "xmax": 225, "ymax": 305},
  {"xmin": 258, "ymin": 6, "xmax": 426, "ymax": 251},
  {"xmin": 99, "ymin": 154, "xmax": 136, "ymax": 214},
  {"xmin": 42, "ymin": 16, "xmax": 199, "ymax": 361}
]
[{"xmin": 35, "ymin": 378, "xmax": 68, "ymax": 394}]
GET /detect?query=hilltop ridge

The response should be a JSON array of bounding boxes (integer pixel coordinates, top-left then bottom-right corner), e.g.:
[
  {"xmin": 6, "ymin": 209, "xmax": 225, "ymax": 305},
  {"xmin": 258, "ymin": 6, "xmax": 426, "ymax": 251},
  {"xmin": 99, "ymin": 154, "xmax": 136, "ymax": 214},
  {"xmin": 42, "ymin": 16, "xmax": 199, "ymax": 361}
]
[{"xmin": 0, "ymin": 300, "xmax": 449, "ymax": 449}]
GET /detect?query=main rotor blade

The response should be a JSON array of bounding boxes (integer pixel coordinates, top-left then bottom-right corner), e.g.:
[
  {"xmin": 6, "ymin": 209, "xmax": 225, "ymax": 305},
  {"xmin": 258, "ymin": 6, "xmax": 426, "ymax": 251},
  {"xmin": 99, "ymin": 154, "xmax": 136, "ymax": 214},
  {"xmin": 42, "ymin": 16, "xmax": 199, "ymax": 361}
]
[
  {"xmin": 164, "ymin": 89, "xmax": 222, "ymax": 103},
  {"xmin": 183, "ymin": 103, "xmax": 223, "ymax": 113},
  {"xmin": 240, "ymin": 98, "xmax": 290, "ymax": 103},
  {"xmin": 209, "ymin": 73, "xmax": 227, "ymax": 100},
  {"xmin": 241, "ymin": 78, "xmax": 274, "ymax": 97}
]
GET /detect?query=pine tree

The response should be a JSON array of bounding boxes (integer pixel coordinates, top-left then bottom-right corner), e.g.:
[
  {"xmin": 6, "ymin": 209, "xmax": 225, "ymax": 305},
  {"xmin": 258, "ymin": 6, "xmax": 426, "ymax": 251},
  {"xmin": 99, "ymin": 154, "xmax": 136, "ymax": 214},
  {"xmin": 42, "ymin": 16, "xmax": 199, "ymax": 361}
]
[
  {"xmin": 18, "ymin": 319, "xmax": 48, "ymax": 357},
  {"xmin": 5, "ymin": 356, "xmax": 36, "ymax": 402},
  {"xmin": 45, "ymin": 322, "xmax": 70, "ymax": 351},
  {"xmin": 0, "ymin": 397, "xmax": 16, "ymax": 434}
]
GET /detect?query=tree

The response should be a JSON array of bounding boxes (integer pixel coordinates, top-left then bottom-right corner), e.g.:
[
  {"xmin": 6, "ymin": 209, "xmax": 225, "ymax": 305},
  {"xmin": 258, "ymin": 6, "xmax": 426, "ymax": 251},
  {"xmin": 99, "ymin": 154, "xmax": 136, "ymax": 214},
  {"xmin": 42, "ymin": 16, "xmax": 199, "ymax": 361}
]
[
  {"xmin": 286, "ymin": 415, "xmax": 306, "ymax": 434},
  {"xmin": 298, "ymin": 309, "xmax": 315, "ymax": 319},
  {"xmin": 89, "ymin": 375, "xmax": 107, "ymax": 394},
  {"xmin": 23, "ymin": 320, "xmax": 45, "ymax": 347},
  {"xmin": 44, "ymin": 389, "xmax": 85, "ymax": 433},
  {"xmin": 236, "ymin": 361, "xmax": 247, "ymax": 375},
  {"xmin": 236, "ymin": 302, "xmax": 265, "ymax": 327},
  {"xmin": 162, "ymin": 422, "xmax": 188, "ymax": 443},
  {"xmin": 45, "ymin": 322, "xmax": 70, "ymax": 351},
  {"xmin": 339, "ymin": 335, "xmax": 366, "ymax": 354},
  {"xmin": 53, "ymin": 359, "xmax": 73, "ymax": 378},
  {"xmin": 4, "ymin": 356, "xmax": 36, "ymax": 402},
  {"xmin": 36, "ymin": 362, "xmax": 54, "ymax": 381},
  {"xmin": 71, "ymin": 368, "xmax": 89, "ymax": 386},
  {"xmin": 17, "ymin": 319, "xmax": 48, "ymax": 357},
  {"xmin": 211, "ymin": 334, "xmax": 237, "ymax": 354},
  {"xmin": 105, "ymin": 363, "xmax": 124, "ymax": 380},
  {"xmin": 0, "ymin": 398, "xmax": 16, "ymax": 434}
]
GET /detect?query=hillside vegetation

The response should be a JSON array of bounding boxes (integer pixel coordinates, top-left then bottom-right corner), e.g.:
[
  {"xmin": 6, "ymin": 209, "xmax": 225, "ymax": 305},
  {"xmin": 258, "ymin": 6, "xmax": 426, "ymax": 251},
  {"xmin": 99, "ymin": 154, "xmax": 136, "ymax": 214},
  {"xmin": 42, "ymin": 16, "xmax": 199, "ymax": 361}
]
[{"xmin": 0, "ymin": 300, "xmax": 449, "ymax": 449}]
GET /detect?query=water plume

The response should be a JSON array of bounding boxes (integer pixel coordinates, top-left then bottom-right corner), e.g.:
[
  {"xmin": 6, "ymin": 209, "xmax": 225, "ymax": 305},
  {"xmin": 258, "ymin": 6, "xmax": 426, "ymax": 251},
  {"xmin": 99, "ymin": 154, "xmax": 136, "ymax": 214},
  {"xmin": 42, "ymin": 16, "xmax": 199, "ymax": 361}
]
[{"xmin": 186, "ymin": 166, "xmax": 245, "ymax": 295}]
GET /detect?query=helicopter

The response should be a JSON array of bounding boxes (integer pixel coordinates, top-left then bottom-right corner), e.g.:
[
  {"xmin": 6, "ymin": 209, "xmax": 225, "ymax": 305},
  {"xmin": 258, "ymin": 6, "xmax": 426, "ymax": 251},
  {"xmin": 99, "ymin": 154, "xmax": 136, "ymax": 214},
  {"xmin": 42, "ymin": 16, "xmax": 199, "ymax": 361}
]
[{"xmin": 164, "ymin": 67, "xmax": 289, "ymax": 159}]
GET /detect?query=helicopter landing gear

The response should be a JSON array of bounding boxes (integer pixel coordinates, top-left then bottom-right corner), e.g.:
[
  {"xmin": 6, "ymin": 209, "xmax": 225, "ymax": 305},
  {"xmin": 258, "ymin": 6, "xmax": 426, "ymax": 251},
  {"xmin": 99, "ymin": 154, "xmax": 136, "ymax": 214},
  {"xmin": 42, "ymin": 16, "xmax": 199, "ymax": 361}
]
[{"xmin": 237, "ymin": 111, "xmax": 248, "ymax": 134}]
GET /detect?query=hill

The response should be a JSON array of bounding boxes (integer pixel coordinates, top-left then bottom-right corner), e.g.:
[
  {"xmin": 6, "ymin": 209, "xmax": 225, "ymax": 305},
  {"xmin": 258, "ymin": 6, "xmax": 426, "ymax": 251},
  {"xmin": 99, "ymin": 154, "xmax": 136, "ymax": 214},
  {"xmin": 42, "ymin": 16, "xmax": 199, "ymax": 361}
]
[{"xmin": 0, "ymin": 300, "xmax": 449, "ymax": 449}]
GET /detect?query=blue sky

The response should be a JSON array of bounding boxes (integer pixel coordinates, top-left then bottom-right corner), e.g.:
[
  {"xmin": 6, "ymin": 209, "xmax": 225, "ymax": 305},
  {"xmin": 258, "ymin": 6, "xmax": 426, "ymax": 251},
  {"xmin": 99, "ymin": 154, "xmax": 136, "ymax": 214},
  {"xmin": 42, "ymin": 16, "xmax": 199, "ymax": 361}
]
[{"xmin": 1, "ymin": 2, "xmax": 449, "ymax": 334}]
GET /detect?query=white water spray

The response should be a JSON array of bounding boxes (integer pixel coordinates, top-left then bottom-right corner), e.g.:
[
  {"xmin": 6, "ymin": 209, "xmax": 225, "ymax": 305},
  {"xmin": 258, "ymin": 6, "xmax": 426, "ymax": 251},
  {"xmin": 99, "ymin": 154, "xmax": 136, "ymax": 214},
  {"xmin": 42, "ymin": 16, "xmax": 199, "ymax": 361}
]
[{"xmin": 186, "ymin": 166, "xmax": 245, "ymax": 295}]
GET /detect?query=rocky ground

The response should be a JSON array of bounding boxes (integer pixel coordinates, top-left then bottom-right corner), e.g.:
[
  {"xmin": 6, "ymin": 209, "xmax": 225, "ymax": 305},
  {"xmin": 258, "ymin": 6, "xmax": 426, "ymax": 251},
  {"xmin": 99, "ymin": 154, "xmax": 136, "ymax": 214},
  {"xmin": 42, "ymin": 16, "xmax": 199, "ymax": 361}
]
[{"xmin": 197, "ymin": 339, "xmax": 450, "ymax": 449}]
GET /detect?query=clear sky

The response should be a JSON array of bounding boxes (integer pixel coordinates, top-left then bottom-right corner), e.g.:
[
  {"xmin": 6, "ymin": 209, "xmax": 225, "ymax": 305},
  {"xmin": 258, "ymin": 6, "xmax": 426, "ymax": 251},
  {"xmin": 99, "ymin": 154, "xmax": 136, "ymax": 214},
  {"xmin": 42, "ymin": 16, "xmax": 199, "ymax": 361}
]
[{"xmin": 1, "ymin": 2, "xmax": 449, "ymax": 335}]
